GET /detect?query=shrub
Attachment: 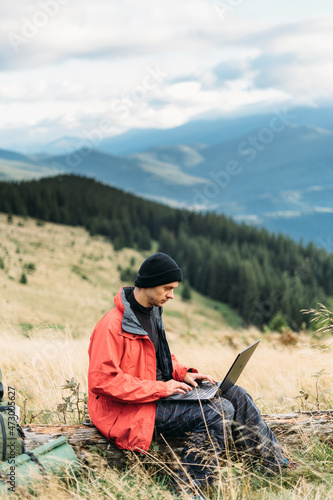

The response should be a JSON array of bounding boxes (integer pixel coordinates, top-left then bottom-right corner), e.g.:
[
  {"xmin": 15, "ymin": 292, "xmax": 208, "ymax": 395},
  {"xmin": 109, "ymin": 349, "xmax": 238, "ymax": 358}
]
[
  {"xmin": 19, "ymin": 272, "xmax": 28, "ymax": 284},
  {"xmin": 268, "ymin": 311, "xmax": 289, "ymax": 333},
  {"xmin": 181, "ymin": 281, "xmax": 192, "ymax": 301},
  {"xmin": 119, "ymin": 266, "xmax": 137, "ymax": 283},
  {"xmin": 24, "ymin": 262, "xmax": 36, "ymax": 273}
]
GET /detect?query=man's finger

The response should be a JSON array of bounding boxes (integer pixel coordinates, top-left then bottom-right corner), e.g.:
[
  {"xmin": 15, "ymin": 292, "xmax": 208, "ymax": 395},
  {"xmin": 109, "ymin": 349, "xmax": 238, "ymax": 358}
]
[
  {"xmin": 197, "ymin": 374, "xmax": 218, "ymax": 384},
  {"xmin": 177, "ymin": 384, "xmax": 192, "ymax": 393}
]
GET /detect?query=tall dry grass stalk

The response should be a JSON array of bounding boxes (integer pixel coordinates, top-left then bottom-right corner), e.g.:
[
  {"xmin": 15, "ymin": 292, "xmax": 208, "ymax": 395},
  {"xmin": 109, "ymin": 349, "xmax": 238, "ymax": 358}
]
[
  {"xmin": 0, "ymin": 325, "xmax": 88, "ymax": 422},
  {"xmin": 0, "ymin": 323, "xmax": 333, "ymax": 422},
  {"xmin": 169, "ymin": 336, "xmax": 333, "ymax": 413}
]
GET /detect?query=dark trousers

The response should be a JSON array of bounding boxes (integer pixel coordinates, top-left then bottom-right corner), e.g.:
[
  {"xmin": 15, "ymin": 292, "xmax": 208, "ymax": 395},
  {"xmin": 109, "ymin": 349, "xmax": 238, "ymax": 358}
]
[{"xmin": 155, "ymin": 385, "xmax": 286, "ymax": 486}]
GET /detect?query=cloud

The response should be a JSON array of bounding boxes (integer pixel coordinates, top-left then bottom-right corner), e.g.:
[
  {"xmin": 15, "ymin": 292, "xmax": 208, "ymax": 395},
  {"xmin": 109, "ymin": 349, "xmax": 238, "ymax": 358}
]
[
  {"xmin": 245, "ymin": 16, "xmax": 333, "ymax": 102},
  {"xmin": 1, "ymin": 0, "xmax": 227, "ymax": 69},
  {"xmin": 1, "ymin": 1, "xmax": 333, "ymax": 149}
]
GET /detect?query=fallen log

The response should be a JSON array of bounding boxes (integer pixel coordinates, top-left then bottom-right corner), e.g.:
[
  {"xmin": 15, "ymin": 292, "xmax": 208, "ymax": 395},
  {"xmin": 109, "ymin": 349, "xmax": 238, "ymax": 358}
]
[
  {"xmin": 22, "ymin": 410, "xmax": 333, "ymax": 465},
  {"xmin": 262, "ymin": 410, "xmax": 333, "ymax": 447}
]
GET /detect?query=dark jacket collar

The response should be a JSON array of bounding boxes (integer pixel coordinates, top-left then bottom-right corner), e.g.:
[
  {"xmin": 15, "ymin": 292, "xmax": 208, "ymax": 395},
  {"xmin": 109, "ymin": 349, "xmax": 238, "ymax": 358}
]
[{"xmin": 120, "ymin": 287, "xmax": 161, "ymax": 336}]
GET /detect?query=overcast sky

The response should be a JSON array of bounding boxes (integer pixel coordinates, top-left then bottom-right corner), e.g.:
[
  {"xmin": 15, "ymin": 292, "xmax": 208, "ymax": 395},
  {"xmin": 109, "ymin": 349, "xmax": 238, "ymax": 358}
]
[{"xmin": 1, "ymin": 0, "xmax": 333, "ymax": 150}]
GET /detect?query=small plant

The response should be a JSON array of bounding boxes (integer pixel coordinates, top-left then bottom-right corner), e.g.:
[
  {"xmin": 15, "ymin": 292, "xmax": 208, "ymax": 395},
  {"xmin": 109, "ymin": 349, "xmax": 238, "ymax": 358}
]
[
  {"xmin": 295, "ymin": 369, "xmax": 330, "ymax": 410},
  {"xmin": 312, "ymin": 369, "xmax": 329, "ymax": 410},
  {"xmin": 21, "ymin": 399, "xmax": 56, "ymax": 425},
  {"xmin": 57, "ymin": 377, "xmax": 88, "ymax": 424}
]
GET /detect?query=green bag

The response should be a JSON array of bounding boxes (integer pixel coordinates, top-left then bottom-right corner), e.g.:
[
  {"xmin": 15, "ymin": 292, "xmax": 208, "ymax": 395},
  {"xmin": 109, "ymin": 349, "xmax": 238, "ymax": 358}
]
[{"xmin": 0, "ymin": 370, "xmax": 24, "ymax": 462}]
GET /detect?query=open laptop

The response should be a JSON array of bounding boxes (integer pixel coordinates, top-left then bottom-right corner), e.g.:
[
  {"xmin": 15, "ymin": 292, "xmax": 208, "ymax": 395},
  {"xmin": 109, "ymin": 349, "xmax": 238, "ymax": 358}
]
[{"xmin": 165, "ymin": 340, "xmax": 260, "ymax": 401}]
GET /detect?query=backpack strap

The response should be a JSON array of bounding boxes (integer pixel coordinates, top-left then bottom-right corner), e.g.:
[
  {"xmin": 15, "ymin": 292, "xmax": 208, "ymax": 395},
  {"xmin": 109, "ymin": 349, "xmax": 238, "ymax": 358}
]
[
  {"xmin": 25, "ymin": 450, "xmax": 48, "ymax": 476},
  {"xmin": 17, "ymin": 423, "xmax": 25, "ymax": 441},
  {"xmin": 0, "ymin": 369, "xmax": 3, "ymax": 401}
]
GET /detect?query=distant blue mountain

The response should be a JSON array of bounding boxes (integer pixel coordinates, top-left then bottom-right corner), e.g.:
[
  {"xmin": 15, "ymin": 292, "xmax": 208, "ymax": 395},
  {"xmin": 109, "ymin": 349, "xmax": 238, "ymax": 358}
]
[
  {"xmin": 12, "ymin": 104, "xmax": 333, "ymax": 157},
  {"xmin": 0, "ymin": 148, "xmax": 35, "ymax": 162},
  {"xmin": 98, "ymin": 105, "xmax": 333, "ymax": 156},
  {"xmin": 1, "ymin": 105, "xmax": 333, "ymax": 250}
]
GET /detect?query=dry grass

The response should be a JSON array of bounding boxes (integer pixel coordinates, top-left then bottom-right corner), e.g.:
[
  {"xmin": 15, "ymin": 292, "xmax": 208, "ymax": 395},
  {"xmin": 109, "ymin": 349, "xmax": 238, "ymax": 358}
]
[
  {"xmin": 170, "ymin": 335, "xmax": 333, "ymax": 413},
  {"xmin": 0, "ymin": 213, "xmax": 142, "ymax": 336},
  {"xmin": 0, "ymin": 326, "xmax": 332, "ymax": 423},
  {"xmin": 1, "ymin": 212, "xmax": 333, "ymax": 416},
  {"xmin": 1, "ymin": 213, "xmax": 333, "ymax": 498}
]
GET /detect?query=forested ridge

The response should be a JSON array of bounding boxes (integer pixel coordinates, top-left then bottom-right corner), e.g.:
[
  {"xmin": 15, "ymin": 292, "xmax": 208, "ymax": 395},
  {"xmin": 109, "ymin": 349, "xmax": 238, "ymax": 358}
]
[{"xmin": 1, "ymin": 174, "xmax": 332, "ymax": 329}]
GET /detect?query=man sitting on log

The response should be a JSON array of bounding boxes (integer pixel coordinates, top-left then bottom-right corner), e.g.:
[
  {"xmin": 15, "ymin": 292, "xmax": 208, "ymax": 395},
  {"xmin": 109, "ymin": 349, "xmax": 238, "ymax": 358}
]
[{"xmin": 87, "ymin": 253, "xmax": 297, "ymax": 499}]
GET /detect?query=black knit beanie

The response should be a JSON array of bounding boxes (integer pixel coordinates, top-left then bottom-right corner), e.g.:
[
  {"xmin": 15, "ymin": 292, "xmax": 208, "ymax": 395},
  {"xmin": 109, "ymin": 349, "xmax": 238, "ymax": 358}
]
[{"xmin": 134, "ymin": 252, "xmax": 183, "ymax": 288}]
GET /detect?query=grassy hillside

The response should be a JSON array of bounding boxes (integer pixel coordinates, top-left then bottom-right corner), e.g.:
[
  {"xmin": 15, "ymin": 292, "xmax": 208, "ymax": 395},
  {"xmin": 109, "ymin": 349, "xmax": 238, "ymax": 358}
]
[
  {"xmin": 2, "ymin": 175, "xmax": 333, "ymax": 330},
  {"xmin": 1, "ymin": 211, "xmax": 333, "ymax": 409},
  {"xmin": 1, "ymin": 214, "xmax": 333, "ymax": 499},
  {"xmin": 0, "ymin": 212, "xmax": 242, "ymax": 338}
]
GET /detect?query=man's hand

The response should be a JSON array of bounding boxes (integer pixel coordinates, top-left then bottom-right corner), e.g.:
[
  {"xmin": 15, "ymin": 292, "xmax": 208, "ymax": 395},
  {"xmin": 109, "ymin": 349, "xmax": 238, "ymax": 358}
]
[
  {"xmin": 183, "ymin": 372, "xmax": 218, "ymax": 388},
  {"xmin": 165, "ymin": 379, "xmax": 193, "ymax": 396}
]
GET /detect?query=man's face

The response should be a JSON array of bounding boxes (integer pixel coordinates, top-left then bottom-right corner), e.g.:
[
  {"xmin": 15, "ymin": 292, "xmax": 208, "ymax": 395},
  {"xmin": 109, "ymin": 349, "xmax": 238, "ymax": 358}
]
[{"xmin": 145, "ymin": 282, "xmax": 179, "ymax": 308}]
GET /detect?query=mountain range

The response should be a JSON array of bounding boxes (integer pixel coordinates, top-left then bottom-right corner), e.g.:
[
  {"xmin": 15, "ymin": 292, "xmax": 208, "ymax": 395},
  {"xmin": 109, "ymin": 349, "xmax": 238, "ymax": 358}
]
[{"xmin": 1, "ymin": 105, "xmax": 333, "ymax": 251}]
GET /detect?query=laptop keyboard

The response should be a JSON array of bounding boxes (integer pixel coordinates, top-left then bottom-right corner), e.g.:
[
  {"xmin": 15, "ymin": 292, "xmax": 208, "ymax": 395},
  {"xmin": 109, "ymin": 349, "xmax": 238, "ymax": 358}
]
[
  {"xmin": 167, "ymin": 381, "xmax": 221, "ymax": 400},
  {"xmin": 187, "ymin": 381, "xmax": 220, "ymax": 400}
]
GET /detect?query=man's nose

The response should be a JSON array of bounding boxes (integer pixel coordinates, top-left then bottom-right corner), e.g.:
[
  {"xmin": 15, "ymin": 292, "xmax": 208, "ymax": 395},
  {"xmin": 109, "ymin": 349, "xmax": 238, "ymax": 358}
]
[{"xmin": 167, "ymin": 290, "xmax": 174, "ymax": 299}]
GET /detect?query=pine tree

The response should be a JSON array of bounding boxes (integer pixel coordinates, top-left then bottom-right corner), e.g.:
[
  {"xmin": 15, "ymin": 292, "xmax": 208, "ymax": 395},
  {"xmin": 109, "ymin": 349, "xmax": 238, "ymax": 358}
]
[
  {"xmin": 181, "ymin": 281, "xmax": 192, "ymax": 301},
  {"xmin": 19, "ymin": 273, "xmax": 27, "ymax": 285}
]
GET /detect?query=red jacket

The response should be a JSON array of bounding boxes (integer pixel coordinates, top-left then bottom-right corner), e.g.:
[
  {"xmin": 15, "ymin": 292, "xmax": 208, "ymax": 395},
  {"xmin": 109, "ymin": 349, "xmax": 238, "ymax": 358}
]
[{"xmin": 87, "ymin": 287, "xmax": 194, "ymax": 452}]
